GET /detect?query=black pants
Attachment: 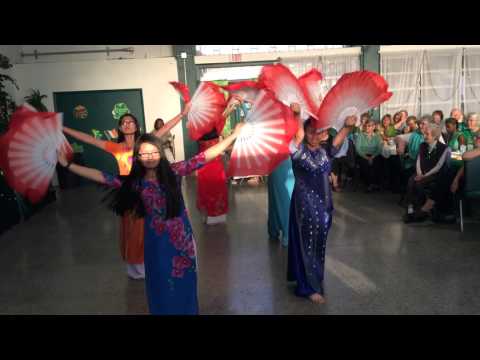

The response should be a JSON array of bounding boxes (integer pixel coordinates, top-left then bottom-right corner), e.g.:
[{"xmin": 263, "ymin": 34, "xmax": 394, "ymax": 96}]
[
  {"xmin": 357, "ymin": 156, "xmax": 382, "ymax": 187},
  {"xmin": 405, "ymin": 170, "xmax": 458, "ymax": 211},
  {"xmin": 380, "ymin": 155, "xmax": 402, "ymax": 192}
]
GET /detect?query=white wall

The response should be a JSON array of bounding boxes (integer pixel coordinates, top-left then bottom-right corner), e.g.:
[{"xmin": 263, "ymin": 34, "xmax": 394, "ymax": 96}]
[
  {"xmin": 12, "ymin": 57, "xmax": 185, "ymax": 161},
  {"xmin": 19, "ymin": 45, "xmax": 173, "ymax": 63}
]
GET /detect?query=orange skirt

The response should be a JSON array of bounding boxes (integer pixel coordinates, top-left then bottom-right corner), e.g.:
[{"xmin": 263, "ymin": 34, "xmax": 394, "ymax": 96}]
[{"xmin": 120, "ymin": 211, "xmax": 144, "ymax": 264}]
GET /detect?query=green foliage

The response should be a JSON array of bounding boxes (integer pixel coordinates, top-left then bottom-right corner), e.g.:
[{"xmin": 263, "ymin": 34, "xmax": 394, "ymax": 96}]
[
  {"xmin": 0, "ymin": 53, "xmax": 18, "ymax": 133},
  {"xmin": 24, "ymin": 89, "xmax": 48, "ymax": 112}
]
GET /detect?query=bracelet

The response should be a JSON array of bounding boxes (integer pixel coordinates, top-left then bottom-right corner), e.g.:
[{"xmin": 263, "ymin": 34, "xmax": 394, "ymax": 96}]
[{"xmin": 65, "ymin": 160, "xmax": 74, "ymax": 169}]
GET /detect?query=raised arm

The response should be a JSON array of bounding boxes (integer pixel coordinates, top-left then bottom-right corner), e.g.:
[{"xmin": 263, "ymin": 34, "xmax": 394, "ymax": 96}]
[
  {"xmin": 394, "ymin": 117, "xmax": 406, "ymax": 130},
  {"xmin": 332, "ymin": 115, "xmax": 356, "ymax": 149},
  {"xmin": 152, "ymin": 102, "xmax": 191, "ymax": 139},
  {"xmin": 291, "ymin": 103, "xmax": 304, "ymax": 147},
  {"xmin": 63, "ymin": 126, "xmax": 107, "ymax": 150}
]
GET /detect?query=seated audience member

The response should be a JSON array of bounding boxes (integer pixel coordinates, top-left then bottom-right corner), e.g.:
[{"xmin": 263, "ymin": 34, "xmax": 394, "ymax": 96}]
[
  {"xmin": 463, "ymin": 112, "xmax": 480, "ymax": 151},
  {"xmin": 379, "ymin": 114, "xmax": 401, "ymax": 192},
  {"xmin": 403, "ymin": 116, "xmax": 418, "ymax": 134},
  {"xmin": 355, "ymin": 119, "xmax": 383, "ymax": 192},
  {"xmin": 329, "ymin": 127, "xmax": 355, "ymax": 191},
  {"xmin": 450, "ymin": 108, "xmax": 467, "ymax": 133},
  {"xmin": 396, "ymin": 117, "xmax": 431, "ymax": 195},
  {"xmin": 432, "ymin": 110, "xmax": 445, "ymax": 133},
  {"xmin": 442, "ymin": 117, "xmax": 465, "ymax": 153},
  {"xmin": 404, "ymin": 125, "xmax": 451, "ymax": 223}
]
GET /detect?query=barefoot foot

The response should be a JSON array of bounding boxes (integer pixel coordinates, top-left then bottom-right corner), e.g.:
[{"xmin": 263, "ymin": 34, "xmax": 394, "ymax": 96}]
[{"xmin": 308, "ymin": 293, "xmax": 326, "ymax": 304}]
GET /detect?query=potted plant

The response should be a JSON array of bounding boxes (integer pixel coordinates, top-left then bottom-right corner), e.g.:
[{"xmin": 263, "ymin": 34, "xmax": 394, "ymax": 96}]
[{"xmin": 24, "ymin": 88, "xmax": 48, "ymax": 112}]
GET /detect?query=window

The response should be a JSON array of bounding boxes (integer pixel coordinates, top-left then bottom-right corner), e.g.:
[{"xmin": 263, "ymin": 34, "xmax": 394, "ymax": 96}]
[
  {"xmin": 380, "ymin": 47, "xmax": 480, "ymax": 118},
  {"xmin": 196, "ymin": 45, "xmax": 344, "ymax": 56}
]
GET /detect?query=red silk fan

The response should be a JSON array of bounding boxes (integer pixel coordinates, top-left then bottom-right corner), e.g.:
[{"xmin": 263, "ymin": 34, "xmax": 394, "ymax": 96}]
[
  {"xmin": 170, "ymin": 81, "xmax": 227, "ymax": 140},
  {"xmin": 0, "ymin": 106, "xmax": 72, "ymax": 203},
  {"xmin": 169, "ymin": 81, "xmax": 191, "ymax": 102},
  {"xmin": 315, "ymin": 70, "xmax": 393, "ymax": 130},
  {"xmin": 258, "ymin": 64, "xmax": 318, "ymax": 121},
  {"xmin": 298, "ymin": 69, "xmax": 324, "ymax": 111},
  {"xmin": 222, "ymin": 80, "xmax": 263, "ymax": 103},
  {"xmin": 228, "ymin": 89, "xmax": 297, "ymax": 177}
]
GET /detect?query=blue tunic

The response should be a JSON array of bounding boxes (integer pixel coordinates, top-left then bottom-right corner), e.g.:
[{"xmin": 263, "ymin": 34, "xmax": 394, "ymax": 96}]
[{"xmin": 287, "ymin": 140, "xmax": 337, "ymax": 297}]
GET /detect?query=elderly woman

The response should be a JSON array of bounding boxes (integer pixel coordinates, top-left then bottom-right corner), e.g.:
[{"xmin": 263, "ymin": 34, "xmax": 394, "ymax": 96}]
[
  {"xmin": 463, "ymin": 113, "xmax": 480, "ymax": 151},
  {"xmin": 404, "ymin": 125, "xmax": 451, "ymax": 223}
]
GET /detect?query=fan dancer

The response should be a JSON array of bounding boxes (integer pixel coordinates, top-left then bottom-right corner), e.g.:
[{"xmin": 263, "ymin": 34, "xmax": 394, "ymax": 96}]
[
  {"xmin": 267, "ymin": 132, "xmax": 295, "ymax": 247},
  {"xmin": 196, "ymin": 97, "xmax": 240, "ymax": 225},
  {"xmin": 63, "ymin": 104, "xmax": 190, "ymax": 279},
  {"xmin": 287, "ymin": 103, "xmax": 356, "ymax": 304},
  {"xmin": 57, "ymin": 123, "xmax": 244, "ymax": 314}
]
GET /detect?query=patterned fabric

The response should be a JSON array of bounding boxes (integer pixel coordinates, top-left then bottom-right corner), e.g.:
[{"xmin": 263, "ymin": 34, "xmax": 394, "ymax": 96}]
[
  {"xmin": 287, "ymin": 141, "xmax": 338, "ymax": 297},
  {"xmin": 104, "ymin": 141, "xmax": 134, "ymax": 176},
  {"xmin": 102, "ymin": 152, "xmax": 207, "ymax": 315}
]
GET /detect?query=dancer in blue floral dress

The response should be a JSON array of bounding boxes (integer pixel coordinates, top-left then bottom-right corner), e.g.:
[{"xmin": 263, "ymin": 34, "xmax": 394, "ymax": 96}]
[{"xmin": 57, "ymin": 124, "xmax": 244, "ymax": 315}]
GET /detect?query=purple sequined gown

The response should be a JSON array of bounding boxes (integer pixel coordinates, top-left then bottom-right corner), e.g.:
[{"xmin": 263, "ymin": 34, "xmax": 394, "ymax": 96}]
[{"xmin": 287, "ymin": 140, "xmax": 338, "ymax": 297}]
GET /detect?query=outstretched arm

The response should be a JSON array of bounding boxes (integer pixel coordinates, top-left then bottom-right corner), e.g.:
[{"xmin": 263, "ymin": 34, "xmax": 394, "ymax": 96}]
[
  {"xmin": 204, "ymin": 122, "xmax": 244, "ymax": 162},
  {"xmin": 57, "ymin": 149, "xmax": 107, "ymax": 184},
  {"xmin": 63, "ymin": 126, "xmax": 107, "ymax": 150},
  {"xmin": 152, "ymin": 102, "xmax": 191, "ymax": 139}
]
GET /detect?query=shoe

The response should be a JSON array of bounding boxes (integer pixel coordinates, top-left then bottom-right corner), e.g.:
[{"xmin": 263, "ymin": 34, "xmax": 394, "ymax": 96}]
[
  {"xmin": 413, "ymin": 210, "xmax": 430, "ymax": 222},
  {"xmin": 403, "ymin": 213, "xmax": 415, "ymax": 223}
]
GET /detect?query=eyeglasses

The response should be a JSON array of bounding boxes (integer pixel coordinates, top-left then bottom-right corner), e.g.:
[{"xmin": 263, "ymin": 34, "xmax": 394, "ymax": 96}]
[{"xmin": 138, "ymin": 152, "xmax": 161, "ymax": 159}]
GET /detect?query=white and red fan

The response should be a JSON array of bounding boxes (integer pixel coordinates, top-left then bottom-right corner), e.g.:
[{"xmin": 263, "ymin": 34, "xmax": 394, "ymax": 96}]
[
  {"xmin": 169, "ymin": 81, "xmax": 191, "ymax": 102},
  {"xmin": 298, "ymin": 69, "xmax": 325, "ymax": 110},
  {"xmin": 0, "ymin": 106, "xmax": 73, "ymax": 203},
  {"xmin": 170, "ymin": 81, "xmax": 227, "ymax": 140},
  {"xmin": 315, "ymin": 70, "xmax": 393, "ymax": 130},
  {"xmin": 222, "ymin": 80, "xmax": 263, "ymax": 104},
  {"xmin": 228, "ymin": 89, "xmax": 297, "ymax": 177},
  {"xmin": 258, "ymin": 64, "xmax": 318, "ymax": 121}
]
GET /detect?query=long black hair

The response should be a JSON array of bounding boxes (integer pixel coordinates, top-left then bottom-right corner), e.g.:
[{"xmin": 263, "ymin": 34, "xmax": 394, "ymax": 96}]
[
  {"xmin": 104, "ymin": 134, "xmax": 182, "ymax": 219},
  {"xmin": 117, "ymin": 113, "xmax": 142, "ymax": 143}
]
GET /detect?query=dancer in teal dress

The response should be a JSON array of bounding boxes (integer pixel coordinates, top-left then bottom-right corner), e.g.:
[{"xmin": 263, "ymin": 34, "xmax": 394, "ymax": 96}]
[
  {"xmin": 268, "ymin": 157, "xmax": 295, "ymax": 247},
  {"xmin": 57, "ymin": 124, "xmax": 244, "ymax": 315}
]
